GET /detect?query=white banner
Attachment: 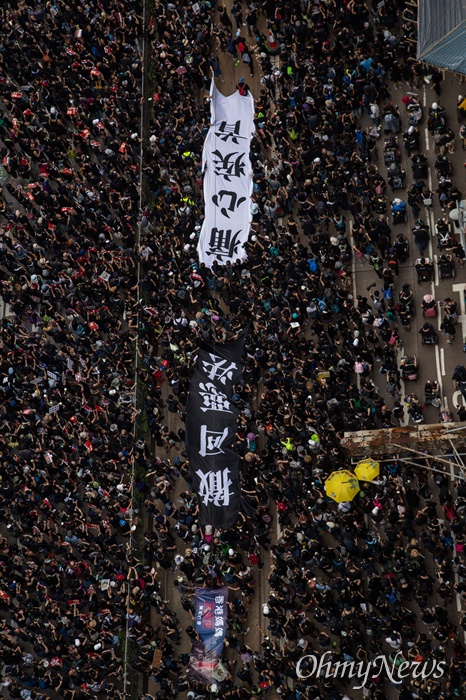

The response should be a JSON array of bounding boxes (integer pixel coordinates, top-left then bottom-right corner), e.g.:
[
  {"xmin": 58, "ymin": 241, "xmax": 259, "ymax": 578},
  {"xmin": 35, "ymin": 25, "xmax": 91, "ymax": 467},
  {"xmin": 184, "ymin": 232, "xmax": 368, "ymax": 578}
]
[{"xmin": 198, "ymin": 81, "xmax": 255, "ymax": 268}]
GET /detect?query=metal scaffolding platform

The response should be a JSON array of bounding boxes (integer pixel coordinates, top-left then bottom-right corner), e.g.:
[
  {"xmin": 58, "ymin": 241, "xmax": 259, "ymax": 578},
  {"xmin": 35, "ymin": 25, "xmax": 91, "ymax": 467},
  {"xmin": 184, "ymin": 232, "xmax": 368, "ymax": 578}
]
[{"xmin": 342, "ymin": 422, "xmax": 466, "ymax": 457}]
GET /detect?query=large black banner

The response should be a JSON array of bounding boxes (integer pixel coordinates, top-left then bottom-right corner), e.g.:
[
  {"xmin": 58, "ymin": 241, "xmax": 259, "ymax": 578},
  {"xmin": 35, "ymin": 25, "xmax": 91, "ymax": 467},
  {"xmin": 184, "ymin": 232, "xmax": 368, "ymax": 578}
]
[{"xmin": 185, "ymin": 336, "xmax": 245, "ymax": 529}]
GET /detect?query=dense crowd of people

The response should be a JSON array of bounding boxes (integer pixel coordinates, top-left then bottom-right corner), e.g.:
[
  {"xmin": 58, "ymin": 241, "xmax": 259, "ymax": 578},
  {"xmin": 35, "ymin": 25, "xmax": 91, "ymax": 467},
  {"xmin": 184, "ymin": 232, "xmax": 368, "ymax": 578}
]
[
  {"xmin": 0, "ymin": 1, "xmax": 148, "ymax": 699},
  {"xmin": 1, "ymin": 1, "xmax": 466, "ymax": 699}
]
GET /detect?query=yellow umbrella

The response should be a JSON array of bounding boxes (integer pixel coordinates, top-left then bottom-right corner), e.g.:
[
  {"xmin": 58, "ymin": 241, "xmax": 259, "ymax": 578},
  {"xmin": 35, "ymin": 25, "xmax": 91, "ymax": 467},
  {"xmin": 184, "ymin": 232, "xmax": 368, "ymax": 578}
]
[
  {"xmin": 325, "ymin": 470, "xmax": 360, "ymax": 503},
  {"xmin": 354, "ymin": 459, "xmax": 380, "ymax": 482}
]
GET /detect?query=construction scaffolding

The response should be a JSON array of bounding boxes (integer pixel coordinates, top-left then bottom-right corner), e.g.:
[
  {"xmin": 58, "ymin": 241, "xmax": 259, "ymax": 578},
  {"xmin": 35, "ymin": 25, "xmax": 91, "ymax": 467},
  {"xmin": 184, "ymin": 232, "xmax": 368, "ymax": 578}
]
[{"xmin": 342, "ymin": 423, "xmax": 466, "ymax": 480}]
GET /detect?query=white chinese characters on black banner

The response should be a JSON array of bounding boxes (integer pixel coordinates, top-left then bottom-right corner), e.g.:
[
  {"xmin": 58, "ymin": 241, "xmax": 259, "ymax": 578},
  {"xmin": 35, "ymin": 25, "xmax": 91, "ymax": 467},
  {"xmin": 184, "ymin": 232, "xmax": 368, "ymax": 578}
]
[
  {"xmin": 198, "ymin": 81, "xmax": 255, "ymax": 268},
  {"xmin": 196, "ymin": 468, "xmax": 234, "ymax": 507},
  {"xmin": 185, "ymin": 336, "xmax": 246, "ymax": 529}
]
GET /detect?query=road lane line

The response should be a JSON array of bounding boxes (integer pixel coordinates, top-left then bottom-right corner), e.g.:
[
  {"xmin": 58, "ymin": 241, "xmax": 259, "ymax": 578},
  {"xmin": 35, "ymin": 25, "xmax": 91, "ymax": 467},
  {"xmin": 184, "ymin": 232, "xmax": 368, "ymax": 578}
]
[
  {"xmin": 349, "ymin": 221, "xmax": 361, "ymax": 390},
  {"xmin": 435, "ymin": 344, "xmax": 444, "ymax": 398},
  {"xmin": 433, "ymin": 253, "xmax": 439, "ymax": 286},
  {"xmin": 440, "ymin": 348, "xmax": 446, "ymax": 376},
  {"xmin": 453, "ymin": 282, "xmax": 466, "ymax": 341}
]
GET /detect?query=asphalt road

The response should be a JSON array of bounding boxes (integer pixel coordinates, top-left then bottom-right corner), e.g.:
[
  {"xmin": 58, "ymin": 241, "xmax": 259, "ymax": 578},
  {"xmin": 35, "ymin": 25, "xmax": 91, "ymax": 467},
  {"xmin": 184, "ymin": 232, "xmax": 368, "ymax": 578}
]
[{"xmin": 351, "ymin": 75, "xmax": 466, "ymax": 426}]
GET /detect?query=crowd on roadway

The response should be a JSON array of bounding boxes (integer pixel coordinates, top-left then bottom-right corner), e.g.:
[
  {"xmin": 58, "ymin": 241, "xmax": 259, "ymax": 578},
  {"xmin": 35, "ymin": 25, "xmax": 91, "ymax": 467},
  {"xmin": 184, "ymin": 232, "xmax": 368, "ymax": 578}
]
[
  {"xmin": 0, "ymin": 1, "xmax": 151, "ymax": 699},
  {"xmin": 1, "ymin": 0, "xmax": 466, "ymax": 699}
]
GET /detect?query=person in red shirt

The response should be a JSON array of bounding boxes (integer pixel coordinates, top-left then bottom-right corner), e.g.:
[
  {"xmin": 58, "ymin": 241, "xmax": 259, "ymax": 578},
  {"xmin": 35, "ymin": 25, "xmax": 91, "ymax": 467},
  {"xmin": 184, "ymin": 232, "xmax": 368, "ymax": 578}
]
[{"xmin": 236, "ymin": 77, "xmax": 250, "ymax": 96}]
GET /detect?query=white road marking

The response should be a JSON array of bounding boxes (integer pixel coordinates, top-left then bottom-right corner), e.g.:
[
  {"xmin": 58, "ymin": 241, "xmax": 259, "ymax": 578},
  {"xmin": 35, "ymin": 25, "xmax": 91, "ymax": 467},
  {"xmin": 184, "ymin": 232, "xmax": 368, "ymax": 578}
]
[
  {"xmin": 433, "ymin": 253, "xmax": 439, "ymax": 286},
  {"xmin": 440, "ymin": 348, "xmax": 446, "ymax": 376},
  {"xmin": 398, "ymin": 347, "xmax": 407, "ymax": 425},
  {"xmin": 349, "ymin": 221, "xmax": 360, "ymax": 390},
  {"xmin": 453, "ymin": 282, "xmax": 466, "ymax": 340},
  {"xmin": 426, "ymin": 221, "xmax": 444, "ymax": 397},
  {"xmin": 435, "ymin": 344, "xmax": 444, "ymax": 398}
]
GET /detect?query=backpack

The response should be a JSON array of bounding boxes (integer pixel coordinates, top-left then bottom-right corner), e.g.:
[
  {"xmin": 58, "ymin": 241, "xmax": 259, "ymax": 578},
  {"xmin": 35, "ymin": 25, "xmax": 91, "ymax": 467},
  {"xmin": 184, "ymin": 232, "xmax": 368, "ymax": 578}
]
[
  {"xmin": 317, "ymin": 298, "xmax": 327, "ymax": 312},
  {"xmin": 453, "ymin": 365, "xmax": 466, "ymax": 382},
  {"xmin": 308, "ymin": 302, "xmax": 318, "ymax": 319},
  {"xmin": 382, "ymin": 287, "xmax": 393, "ymax": 301},
  {"xmin": 308, "ymin": 258, "xmax": 319, "ymax": 273}
]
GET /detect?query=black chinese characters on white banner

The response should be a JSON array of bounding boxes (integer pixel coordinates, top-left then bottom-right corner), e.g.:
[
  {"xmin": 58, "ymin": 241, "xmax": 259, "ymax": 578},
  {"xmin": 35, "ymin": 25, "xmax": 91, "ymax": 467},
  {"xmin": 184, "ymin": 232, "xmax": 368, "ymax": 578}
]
[
  {"xmin": 185, "ymin": 335, "xmax": 246, "ymax": 529},
  {"xmin": 197, "ymin": 81, "xmax": 255, "ymax": 268}
]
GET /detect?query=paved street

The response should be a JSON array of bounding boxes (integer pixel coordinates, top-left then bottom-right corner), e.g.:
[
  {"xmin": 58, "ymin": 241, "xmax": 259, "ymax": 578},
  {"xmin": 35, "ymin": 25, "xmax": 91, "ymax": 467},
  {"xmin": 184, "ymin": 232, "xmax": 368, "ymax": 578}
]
[{"xmin": 351, "ymin": 76, "xmax": 466, "ymax": 424}]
